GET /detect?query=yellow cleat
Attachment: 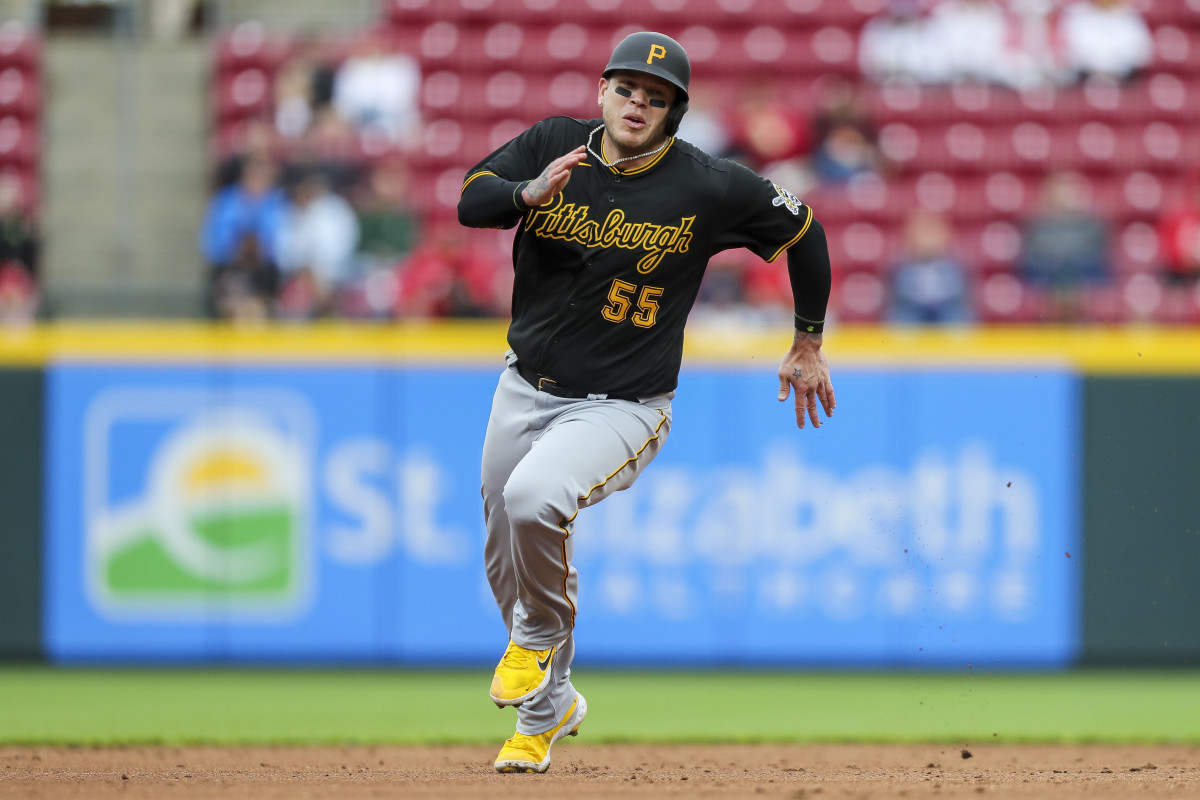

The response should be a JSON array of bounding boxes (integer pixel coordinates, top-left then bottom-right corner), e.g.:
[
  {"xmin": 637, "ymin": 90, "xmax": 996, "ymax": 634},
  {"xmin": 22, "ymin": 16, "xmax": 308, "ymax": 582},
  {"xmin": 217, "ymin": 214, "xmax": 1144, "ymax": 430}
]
[
  {"xmin": 494, "ymin": 693, "xmax": 587, "ymax": 774},
  {"xmin": 489, "ymin": 640, "xmax": 557, "ymax": 707}
]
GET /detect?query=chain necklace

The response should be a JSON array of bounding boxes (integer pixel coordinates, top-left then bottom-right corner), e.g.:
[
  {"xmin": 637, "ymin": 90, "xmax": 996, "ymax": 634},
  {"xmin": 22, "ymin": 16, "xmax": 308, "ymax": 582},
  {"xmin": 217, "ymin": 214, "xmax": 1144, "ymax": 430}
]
[{"xmin": 586, "ymin": 125, "xmax": 670, "ymax": 169}]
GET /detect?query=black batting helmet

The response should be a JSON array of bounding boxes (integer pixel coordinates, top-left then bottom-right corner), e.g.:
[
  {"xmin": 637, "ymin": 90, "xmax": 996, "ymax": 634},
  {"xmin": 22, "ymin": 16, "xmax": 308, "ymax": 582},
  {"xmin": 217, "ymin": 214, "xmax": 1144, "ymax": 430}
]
[{"xmin": 603, "ymin": 31, "xmax": 690, "ymax": 136}]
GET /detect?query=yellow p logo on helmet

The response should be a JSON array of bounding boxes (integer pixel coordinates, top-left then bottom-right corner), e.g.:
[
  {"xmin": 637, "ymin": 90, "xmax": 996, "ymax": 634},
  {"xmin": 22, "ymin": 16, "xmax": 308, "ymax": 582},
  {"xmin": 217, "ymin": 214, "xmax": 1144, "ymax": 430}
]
[{"xmin": 647, "ymin": 44, "xmax": 667, "ymax": 64}]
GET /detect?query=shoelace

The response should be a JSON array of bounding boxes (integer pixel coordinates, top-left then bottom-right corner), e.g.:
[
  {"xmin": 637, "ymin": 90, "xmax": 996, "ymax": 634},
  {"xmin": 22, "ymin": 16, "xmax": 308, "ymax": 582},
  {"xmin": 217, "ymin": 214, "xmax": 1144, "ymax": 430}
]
[
  {"xmin": 503, "ymin": 733, "xmax": 541, "ymax": 755},
  {"xmin": 500, "ymin": 646, "xmax": 536, "ymax": 669}
]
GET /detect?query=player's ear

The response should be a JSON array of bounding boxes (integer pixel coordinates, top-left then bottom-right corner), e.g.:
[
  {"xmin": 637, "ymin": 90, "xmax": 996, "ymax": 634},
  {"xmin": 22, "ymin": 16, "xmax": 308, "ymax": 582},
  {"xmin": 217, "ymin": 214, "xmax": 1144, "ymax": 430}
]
[{"xmin": 597, "ymin": 78, "xmax": 608, "ymax": 107}]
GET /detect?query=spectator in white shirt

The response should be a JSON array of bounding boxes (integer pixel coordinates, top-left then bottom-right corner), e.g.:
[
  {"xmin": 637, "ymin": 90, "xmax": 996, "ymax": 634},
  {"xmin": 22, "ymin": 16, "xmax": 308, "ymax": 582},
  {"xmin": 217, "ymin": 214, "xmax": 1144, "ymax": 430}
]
[
  {"xmin": 859, "ymin": 0, "xmax": 948, "ymax": 84},
  {"xmin": 1058, "ymin": 0, "xmax": 1152, "ymax": 82},
  {"xmin": 926, "ymin": 0, "xmax": 1019, "ymax": 86},
  {"xmin": 276, "ymin": 171, "xmax": 361, "ymax": 318},
  {"xmin": 332, "ymin": 30, "xmax": 421, "ymax": 146}
]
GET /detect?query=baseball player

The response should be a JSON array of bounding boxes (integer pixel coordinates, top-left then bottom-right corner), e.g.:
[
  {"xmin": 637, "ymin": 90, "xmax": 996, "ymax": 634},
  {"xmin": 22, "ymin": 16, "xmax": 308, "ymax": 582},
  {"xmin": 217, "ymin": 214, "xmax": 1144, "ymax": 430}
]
[{"xmin": 457, "ymin": 31, "xmax": 835, "ymax": 773}]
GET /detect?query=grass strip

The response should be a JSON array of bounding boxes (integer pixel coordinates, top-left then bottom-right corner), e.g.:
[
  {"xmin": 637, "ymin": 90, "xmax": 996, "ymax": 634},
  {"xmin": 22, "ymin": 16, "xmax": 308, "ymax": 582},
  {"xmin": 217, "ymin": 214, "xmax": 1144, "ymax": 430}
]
[{"xmin": 0, "ymin": 668, "xmax": 1196, "ymax": 746}]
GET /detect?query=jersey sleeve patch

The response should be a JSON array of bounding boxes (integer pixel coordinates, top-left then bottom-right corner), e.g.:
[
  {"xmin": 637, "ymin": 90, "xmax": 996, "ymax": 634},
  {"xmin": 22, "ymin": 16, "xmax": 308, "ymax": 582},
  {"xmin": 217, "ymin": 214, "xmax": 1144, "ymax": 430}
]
[{"xmin": 771, "ymin": 183, "xmax": 804, "ymax": 216}]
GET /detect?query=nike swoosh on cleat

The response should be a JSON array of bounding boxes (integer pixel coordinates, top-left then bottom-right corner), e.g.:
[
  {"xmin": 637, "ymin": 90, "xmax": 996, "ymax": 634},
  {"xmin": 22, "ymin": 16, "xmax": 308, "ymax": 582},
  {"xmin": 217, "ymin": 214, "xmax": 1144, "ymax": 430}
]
[{"xmin": 537, "ymin": 649, "xmax": 553, "ymax": 671}]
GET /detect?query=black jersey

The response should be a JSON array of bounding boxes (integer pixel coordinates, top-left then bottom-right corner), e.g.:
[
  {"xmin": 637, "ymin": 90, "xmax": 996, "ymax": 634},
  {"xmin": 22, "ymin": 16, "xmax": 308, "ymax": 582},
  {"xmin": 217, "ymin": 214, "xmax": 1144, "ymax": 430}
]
[{"xmin": 459, "ymin": 116, "xmax": 816, "ymax": 398}]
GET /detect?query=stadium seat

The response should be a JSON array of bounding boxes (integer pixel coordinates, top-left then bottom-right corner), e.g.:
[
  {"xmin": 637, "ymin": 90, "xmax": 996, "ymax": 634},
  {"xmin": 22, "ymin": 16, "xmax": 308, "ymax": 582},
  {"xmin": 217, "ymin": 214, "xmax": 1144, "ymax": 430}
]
[
  {"xmin": 512, "ymin": 23, "xmax": 594, "ymax": 74},
  {"xmin": 213, "ymin": 22, "xmax": 289, "ymax": 75},
  {"xmin": 1156, "ymin": 283, "xmax": 1200, "ymax": 324},
  {"xmin": 1113, "ymin": 220, "xmax": 1161, "ymax": 275},
  {"xmin": 419, "ymin": 69, "xmax": 463, "ymax": 117},
  {"xmin": 380, "ymin": 0, "xmax": 442, "ymax": 25},
  {"xmin": 1151, "ymin": 25, "xmax": 1200, "ymax": 75},
  {"xmin": 1138, "ymin": 120, "xmax": 1200, "ymax": 171},
  {"xmin": 0, "ymin": 116, "xmax": 37, "ymax": 168},
  {"xmin": 1144, "ymin": 73, "xmax": 1200, "ymax": 122},
  {"xmin": 0, "ymin": 22, "xmax": 39, "ymax": 72},
  {"xmin": 834, "ymin": 270, "xmax": 888, "ymax": 323},
  {"xmin": 0, "ymin": 68, "xmax": 39, "ymax": 120},
  {"xmin": 212, "ymin": 68, "xmax": 271, "ymax": 123},
  {"xmin": 956, "ymin": 220, "xmax": 1024, "ymax": 273},
  {"xmin": 975, "ymin": 272, "xmax": 1047, "ymax": 324}
]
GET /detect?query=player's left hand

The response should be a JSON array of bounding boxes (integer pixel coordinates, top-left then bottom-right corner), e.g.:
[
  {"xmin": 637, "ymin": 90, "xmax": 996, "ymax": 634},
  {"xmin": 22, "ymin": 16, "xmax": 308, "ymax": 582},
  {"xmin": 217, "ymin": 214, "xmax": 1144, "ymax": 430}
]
[{"xmin": 777, "ymin": 331, "xmax": 835, "ymax": 430}]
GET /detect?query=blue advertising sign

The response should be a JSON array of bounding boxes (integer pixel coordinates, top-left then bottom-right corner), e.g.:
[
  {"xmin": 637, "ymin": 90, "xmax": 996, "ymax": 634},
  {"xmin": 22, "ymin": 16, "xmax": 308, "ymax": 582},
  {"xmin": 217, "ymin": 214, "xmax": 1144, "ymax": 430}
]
[{"xmin": 44, "ymin": 363, "xmax": 1080, "ymax": 667}]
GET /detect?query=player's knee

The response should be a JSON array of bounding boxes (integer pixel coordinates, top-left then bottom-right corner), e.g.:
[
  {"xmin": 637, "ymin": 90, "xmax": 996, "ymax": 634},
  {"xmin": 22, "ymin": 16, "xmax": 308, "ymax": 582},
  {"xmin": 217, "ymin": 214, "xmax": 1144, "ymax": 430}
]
[{"xmin": 502, "ymin": 472, "xmax": 563, "ymax": 530}]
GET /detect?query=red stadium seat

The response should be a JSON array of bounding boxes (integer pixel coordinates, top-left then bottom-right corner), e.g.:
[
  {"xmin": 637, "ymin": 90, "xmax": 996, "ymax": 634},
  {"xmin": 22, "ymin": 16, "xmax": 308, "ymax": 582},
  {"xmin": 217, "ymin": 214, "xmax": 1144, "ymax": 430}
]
[
  {"xmin": 380, "ymin": 0, "xmax": 442, "ymax": 25},
  {"xmin": 512, "ymin": 23, "xmax": 596, "ymax": 74},
  {"xmin": 0, "ymin": 68, "xmax": 39, "ymax": 120},
  {"xmin": 0, "ymin": 166, "xmax": 37, "ymax": 216},
  {"xmin": 834, "ymin": 270, "xmax": 888, "ymax": 323},
  {"xmin": 826, "ymin": 219, "xmax": 899, "ymax": 274},
  {"xmin": 1151, "ymin": 25, "xmax": 1200, "ymax": 75},
  {"xmin": 0, "ymin": 23, "xmax": 39, "ymax": 72},
  {"xmin": 476, "ymin": 21, "xmax": 526, "ymax": 72},
  {"xmin": 956, "ymin": 220, "xmax": 1024, "ymax": 273},
  {"xmin": 213, "ymin": 23, "xmax": 289, "ymax": 75},
  {"xmin": 1143, "ymin": 73, "xmax": 1200, "ymax": 122},
  {"xmin": 975, "ymin": 272, "xmax": 1048, "ymax": 324},
  {"xmin": 1137, "ymin": 120, "xmax": 1200, "ymax": 171},
  {"xmin": 212, "ymin": 68, "xmax": 271, "ymax": 123},
  {"xmin": 0, "ymin": 116, "xmax": 37, "ymax": 168},
  {"xmin": 1113, "ymin": 220, "xmax": 1161, "ymax": 275},
  {"xmin": 1156, "ymin": 283, "xmax": 1200, "ymax": 325},
  {"xmin": 557, "ymin": 0, "xmax": 639, "ymax": 25}
]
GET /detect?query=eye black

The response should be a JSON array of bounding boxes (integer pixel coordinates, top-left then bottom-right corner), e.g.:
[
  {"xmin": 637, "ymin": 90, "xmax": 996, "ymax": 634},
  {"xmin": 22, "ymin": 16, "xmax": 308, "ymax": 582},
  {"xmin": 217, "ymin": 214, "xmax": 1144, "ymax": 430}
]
[
  {"xmin": 648, "ymin": 98, "xmax": 666, "ymax": 108},
  {"xmin": 614, "ymin": 85, "xmax": 632, "ymax": 98}
]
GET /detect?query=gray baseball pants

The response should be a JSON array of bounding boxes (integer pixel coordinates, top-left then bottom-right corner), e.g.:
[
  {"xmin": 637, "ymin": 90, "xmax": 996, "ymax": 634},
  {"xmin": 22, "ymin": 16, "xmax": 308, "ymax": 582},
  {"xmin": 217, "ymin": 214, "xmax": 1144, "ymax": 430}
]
[{"xmin": 481, "ymin": 352, "xmax": 673, "ymax": 734}]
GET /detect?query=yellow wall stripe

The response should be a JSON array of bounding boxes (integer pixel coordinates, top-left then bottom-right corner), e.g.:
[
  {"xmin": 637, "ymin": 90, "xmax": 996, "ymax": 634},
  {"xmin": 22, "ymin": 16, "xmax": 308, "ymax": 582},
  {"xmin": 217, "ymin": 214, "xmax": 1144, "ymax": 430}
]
[{"xmin": 3, "ymin": 323, "xmax": 1200, "ymax": 374}]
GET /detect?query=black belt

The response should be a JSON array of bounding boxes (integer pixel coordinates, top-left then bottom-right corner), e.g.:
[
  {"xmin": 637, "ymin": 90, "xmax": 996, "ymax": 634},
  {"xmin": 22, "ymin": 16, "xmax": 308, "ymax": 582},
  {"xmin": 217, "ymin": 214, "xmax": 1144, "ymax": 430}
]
[{"xmin": 516, "ymin": 363, "xmax": 638, "ymax": 402}]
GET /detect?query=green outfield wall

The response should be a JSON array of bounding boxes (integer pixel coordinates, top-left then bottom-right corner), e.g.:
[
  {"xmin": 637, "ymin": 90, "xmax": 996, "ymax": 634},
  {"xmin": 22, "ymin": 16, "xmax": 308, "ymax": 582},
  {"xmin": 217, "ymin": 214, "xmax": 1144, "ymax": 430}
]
[
  {"xmin": 0, "ymin": 368, "xmax": 43, "ymax": 658},
  {"xmin": 1083, "ymin": 377, "xmax": 1200, "ymax": 665},
  {"xmin": 2, "ymin": 323, "xmax": 1199, "ymax": 665}
]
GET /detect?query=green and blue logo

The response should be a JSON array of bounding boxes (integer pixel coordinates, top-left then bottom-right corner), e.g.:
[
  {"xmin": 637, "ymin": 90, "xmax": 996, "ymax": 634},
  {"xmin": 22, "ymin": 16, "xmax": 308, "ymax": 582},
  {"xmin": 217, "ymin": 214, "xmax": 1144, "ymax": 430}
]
[{"xmin": 84, "ymin": 391, "xmax": 313, "ymax": 618}]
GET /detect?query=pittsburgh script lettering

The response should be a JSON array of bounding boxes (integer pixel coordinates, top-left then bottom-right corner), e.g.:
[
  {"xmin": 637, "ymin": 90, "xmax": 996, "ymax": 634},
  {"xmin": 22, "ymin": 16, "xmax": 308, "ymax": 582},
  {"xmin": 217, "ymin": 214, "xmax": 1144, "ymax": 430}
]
[{"xmin": 524, "ymin": 194, "xmax": 694, "ymax": 274}]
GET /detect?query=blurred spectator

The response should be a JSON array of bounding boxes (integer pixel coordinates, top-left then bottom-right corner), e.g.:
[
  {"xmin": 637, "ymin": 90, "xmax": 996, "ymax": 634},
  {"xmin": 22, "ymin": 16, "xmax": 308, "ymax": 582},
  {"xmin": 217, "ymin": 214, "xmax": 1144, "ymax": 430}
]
[
  {"xmin": 340, "ymin": 158, "xmax": 420, "ymax": 318},
  {"xmin": 200, "ymin": 156, "xmax": 287, "ymax": 315},
  {"xmin": 1008, "ymin": 0, "xmax": 1064, "ymax": 87},
  {"xmin": 331, "ymin": 30, "xmax": 421, "ymax": 148},
  {"xmin": 396, "ymin": 218, "xmax": 504, "ymax": 318},
  {"xmin": 354, "ymin": 158, "xmax": 418, "ymax": 273},
  {"xmin": 1057, "ymin": 0, "xmax": 1152, "ymax": 83},
  {"xmin": 887, "ymin": 210, "xmax": 974, "ymax": 324},
  {"xmin": 284, "ymin": 108, "xmax": 366, "ymax": 197},
  {"xmin": 273, "ymin": 34, "xmax": 336, "ymax": 141},
  {"xmin": 211, "ymin": 233, "xmax": 278, "ymax": 322},
  {"xmin": 722, "ymin": 82, "xmax": 811, "ymax": 174},
  {"xmin": 276, "ymin": 170, "xmax": 360, "ymax": 319},
  {"xmin": 926, "ymin": 0, "xmax": 1021, "ymax": 86},
  {"xmin": 1019, "ymin": 171, "xmax": 1111, "ymax": 317},
  {"xmin": 0, "ymin": 172, "xmax": 37, "ymax": 325},
  {"xmin": 858, "ymin": 0, "xmax": 942, "ymax": 83},
  {"xmin": 674, "ymin": 90, "xmax": 730, "ymax": 158},
  {"xmin": 810, "ymin": 80, "xmax": 878, "ymax": 186},
  {"xmin": 861, "ymin": 0, "xmax": 1061, "ymax": 87},
  {"xmin": 214, "ymin": 116, "xmax": 277, "ymax": 189},
  {"xmin": 1156, "ymin": 178, "xmax": 1200, "ymax": 286}
]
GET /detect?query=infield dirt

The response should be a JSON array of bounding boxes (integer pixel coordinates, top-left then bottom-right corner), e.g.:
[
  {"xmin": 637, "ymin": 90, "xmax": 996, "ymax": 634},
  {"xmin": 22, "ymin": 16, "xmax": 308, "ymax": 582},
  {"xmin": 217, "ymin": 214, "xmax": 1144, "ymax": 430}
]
[{"xmin": 3, "ymin": 743, "xmax": 1199, "ymax": 799}]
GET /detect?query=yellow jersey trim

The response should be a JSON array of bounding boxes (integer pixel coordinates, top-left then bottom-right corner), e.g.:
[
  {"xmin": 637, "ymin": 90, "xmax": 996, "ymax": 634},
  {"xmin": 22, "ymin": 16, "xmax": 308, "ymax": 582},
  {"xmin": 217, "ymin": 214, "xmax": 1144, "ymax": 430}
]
[
  {"xmin": 600, "ymin": 138, "xmax": 674, "ymax": 175},
  {"xmin": 460, "ymin": 170, "xmax": 496, "ymax": 194},
  {"xmin": 765, "ymin": 204, "xmax": 814, "ymax": 263},
  {"xmin": 556, "ymin": 407, "xmax": 668, "ymax": 627},
  {"xmin": 577, "ymin": 409, "xmax": 668, "ymax": 503}
]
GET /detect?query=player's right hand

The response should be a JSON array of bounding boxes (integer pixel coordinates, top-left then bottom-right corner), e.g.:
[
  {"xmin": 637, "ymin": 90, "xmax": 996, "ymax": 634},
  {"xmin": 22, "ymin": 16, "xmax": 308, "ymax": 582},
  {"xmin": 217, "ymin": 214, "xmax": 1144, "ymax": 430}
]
[{"xmin": 521, "ymin": 145, "xmax": 588, "ymax": 207}]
